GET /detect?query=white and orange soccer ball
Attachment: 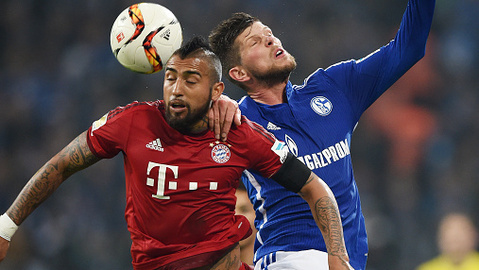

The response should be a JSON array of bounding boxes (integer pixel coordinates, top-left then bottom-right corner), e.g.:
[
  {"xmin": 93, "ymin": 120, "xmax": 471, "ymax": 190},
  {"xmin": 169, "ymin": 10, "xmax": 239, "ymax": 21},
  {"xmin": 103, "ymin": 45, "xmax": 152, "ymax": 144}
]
[{"xmin": 110, "ymin": 3, "xmax": 183, "ymax": 74}]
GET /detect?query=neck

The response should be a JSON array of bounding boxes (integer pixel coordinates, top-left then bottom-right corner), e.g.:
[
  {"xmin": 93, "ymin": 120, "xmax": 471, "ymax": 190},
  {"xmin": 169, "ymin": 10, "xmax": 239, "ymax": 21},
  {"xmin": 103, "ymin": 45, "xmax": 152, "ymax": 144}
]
[
  {"xmin": 247, "ymin": 81, "xmax": 288, "ymax": 105},
  {"xmin": 189, "ymin": 116, "xmax": 209, "ymax": 134},
  {"xmin": 448, "ymin": 252, "xmax": 471, "ymax": 265}
]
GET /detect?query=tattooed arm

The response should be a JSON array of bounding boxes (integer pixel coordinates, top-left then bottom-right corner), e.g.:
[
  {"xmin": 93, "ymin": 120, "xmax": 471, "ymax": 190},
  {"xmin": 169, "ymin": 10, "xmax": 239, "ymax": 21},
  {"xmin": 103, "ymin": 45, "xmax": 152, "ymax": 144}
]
[
  {"xmin": 0, "ymin": 130, "xmax": 100, "ymax": 262},
  {"xmin": 298, "ymin": 173, "xmax": 354, "ymax": 270}
]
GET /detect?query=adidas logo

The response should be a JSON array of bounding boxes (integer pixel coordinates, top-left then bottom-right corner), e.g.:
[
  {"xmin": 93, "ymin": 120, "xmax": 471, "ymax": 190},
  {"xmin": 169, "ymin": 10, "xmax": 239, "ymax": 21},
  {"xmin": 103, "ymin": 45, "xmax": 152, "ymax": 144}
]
[
  {"xmin": 266, "ymin": 122, "xmax": 281, "ymax": 131},
  {"xmin": 160, "ymin": 29, "xmax": 171, "ymax": 41},
  {"xmin": 146, "ymin": 138, "xmax": 164, "ymax": 152}
]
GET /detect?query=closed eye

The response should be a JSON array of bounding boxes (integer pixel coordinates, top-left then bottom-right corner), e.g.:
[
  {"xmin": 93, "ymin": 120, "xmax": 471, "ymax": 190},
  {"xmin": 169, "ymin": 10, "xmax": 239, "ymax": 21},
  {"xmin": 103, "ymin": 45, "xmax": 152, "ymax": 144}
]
[{"xmin": 247, "ymin": 36, "xmax": 261, "ymax": 47}]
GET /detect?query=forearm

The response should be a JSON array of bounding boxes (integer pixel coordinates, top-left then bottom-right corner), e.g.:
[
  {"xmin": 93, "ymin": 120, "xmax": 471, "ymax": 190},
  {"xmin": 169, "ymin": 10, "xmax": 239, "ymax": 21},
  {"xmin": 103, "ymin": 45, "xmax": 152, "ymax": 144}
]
[
  {"xmin": 6, "ymin": 161, "xmax": 66, "ymax": 225},
  {"xmin": 392, "ymin": 0, "xmax": 435, "ymax": 64},
  {"xmin": 5, "ymin": 131, "xmax": 100, "ymax": 226},
  {"xmin": 349, "ymin": 0, "xmax": 435, "ymax": 103},
  {"xmin": 299, "ymin": 174, "xmax": 350, "ymax": 267}
]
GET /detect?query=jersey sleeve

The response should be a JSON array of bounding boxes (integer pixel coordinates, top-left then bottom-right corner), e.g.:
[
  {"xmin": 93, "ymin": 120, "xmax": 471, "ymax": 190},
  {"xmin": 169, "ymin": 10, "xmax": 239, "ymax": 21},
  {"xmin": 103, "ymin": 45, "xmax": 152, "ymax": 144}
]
[
  {"xmin": 324, "ymin": 0, "xmax": 435, "ymax": 115},
  {"xmin": 240, "ymin": 117, "xmax": 289, "ymax": 178},
  {"xmin": 86, "ymin": 104, "xmax": 135, "ymax": 159},
  {"xmin": 238, "ymin": 118, "xmax": 312, "ymax": 193}
]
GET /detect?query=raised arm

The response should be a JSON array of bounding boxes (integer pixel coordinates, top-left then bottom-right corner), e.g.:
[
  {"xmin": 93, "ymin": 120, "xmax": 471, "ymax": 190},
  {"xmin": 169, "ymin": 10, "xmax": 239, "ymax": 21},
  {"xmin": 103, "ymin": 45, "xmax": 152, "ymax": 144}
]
[
  {"xmin": 362, "ymin": 0, "xmax": 435, "ymax": 90},
  {"xmin": 0, "ymin": 130, "xmax": 101, "ymax": 262},
  {"xmin": 327, "ymin": 0, "xmax": 436, "ymax": 114}
]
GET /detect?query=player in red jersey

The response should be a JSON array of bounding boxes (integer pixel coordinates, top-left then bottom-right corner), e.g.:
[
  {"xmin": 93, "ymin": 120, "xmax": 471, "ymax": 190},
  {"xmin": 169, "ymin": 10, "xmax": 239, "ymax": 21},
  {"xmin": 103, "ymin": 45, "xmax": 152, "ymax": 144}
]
[{"xmin": 0, "ymin": 37, "xmax": 352, "ymax": 270}]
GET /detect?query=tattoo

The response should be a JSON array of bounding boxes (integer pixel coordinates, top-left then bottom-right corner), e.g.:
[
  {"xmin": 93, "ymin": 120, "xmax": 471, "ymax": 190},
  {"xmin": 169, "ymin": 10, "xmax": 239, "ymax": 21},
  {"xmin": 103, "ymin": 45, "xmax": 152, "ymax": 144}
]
[
  {"xmin": 210, "ymin": 244, "xmax": 240, "ymax": 270},
  {"xmin": 314, "ymin": 196, "xmax": 347, "ymax": 257},
  {"xmin": 304, "ymin": 173, "xmax": 315, "ymax": 185},
  {"xmin": 201, "ymin": 115, "xmax": 209, "ymax": 127},
  {"xmin": 294, "ymin": 174, "xmax": 351, "ymax": 267},
  {"xmin": 187, "ymin": 116, "xmax": 210, "ymax": 135},
  {"xmin": 60, "ymin": 132, "xmax": 100, "ymax": 178},
  {"xmin": 297, "ymin": 174, "xmax": 314, "ymax": 198},
  {"xmin": 7, "ymin": 131, "xmax": 100, "ymax": 225}
]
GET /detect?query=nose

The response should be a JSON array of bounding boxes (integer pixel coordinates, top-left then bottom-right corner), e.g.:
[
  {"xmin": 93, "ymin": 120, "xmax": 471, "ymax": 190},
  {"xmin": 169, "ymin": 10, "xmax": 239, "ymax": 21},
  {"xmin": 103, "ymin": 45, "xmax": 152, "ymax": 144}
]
[
  {"xmin": 171, "ymin": 80, "xmax": 183, "ymax": 96},
  {"xmin": 265, "ymin": 35, "xmax": 274, "ymax": 47}
]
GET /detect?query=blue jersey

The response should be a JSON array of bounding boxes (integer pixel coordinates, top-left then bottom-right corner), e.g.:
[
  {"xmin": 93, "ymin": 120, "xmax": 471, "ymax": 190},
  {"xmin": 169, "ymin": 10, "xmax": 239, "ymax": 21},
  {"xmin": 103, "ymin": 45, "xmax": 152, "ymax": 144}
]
[{"xmin": 238, "ymin": 0, "xmax": 435, "ymax": 269}]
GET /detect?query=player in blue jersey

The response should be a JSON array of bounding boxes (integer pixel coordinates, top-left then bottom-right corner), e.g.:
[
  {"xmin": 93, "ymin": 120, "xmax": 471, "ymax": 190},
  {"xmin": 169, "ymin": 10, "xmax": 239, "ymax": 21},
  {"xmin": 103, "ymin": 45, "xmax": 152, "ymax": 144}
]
[{"xmin": 209, "ymin": 0, "xmax": 435, "ymax": 269}]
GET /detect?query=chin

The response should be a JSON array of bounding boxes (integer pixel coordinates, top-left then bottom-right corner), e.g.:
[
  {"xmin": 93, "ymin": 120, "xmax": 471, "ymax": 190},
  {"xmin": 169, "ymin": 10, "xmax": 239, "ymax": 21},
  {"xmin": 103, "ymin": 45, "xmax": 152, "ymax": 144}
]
[{"xmin": 285, "ymin": 54, "xmax": 297, "ymax": 70}]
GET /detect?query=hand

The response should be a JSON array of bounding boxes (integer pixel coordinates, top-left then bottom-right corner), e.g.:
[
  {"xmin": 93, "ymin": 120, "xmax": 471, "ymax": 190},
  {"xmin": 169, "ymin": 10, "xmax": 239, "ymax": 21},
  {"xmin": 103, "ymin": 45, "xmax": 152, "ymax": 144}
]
[
  {"xmin": 0, "ymin": 237, "xmax": 10, "ymax": 263},
  {"xmin": 208, "ymin": 95, "xmax": 241, "ymax": 141}
]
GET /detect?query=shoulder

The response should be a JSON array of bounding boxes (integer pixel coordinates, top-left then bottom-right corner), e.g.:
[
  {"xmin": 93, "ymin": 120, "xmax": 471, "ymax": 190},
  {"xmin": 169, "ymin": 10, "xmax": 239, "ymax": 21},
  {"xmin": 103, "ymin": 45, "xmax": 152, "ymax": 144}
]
[
  {"xmin": 470, "ymin": 251, "xmax": 479, "ymax": 262},
  {"xmin": 106, "ymin": 100, "xmax": 163, "ymax": 120},
  {"xmin": 416, "ymin": 256, "xmax": 450, "ymax": 270},
  {"xmin": 231, "ymin": 116, "xmax": 276, "ymax": 144},
  {"xmin": 109, "ymin": 100, "xmax": 163, "ymax": 114},
  {"xmin": 238, "ymin": 95, "xmax": 255, "ymax": 110},
  {"xmin": 290, "ymin": 60, "xmax": 360, "ymax": 99},
  {"xmin": 293, "ymin": 62, "xmax": 353, "ymax": 91}
]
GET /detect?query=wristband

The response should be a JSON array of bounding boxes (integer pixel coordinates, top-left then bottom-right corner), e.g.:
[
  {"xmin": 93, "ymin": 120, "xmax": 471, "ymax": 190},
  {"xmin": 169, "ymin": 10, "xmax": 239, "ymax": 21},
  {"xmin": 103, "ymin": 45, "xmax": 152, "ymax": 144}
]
[{"xmin": 0, "ymin": 213, "xmax": 18, "ymax": 241}]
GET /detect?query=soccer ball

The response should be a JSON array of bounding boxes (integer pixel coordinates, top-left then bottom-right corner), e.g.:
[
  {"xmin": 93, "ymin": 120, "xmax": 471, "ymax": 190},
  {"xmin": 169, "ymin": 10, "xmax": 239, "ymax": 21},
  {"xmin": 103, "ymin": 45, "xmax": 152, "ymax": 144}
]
[{"xmin": 110, "ymin": 3, "xmax": 183, "ymax": 74}]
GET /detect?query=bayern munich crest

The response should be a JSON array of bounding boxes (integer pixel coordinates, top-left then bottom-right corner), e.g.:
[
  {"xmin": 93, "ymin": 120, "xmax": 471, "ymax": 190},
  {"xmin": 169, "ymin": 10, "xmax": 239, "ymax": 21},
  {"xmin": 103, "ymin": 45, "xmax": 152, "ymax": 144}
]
[
  {"xmin": 211, "ymin": 143, "xmax": 231, "ymax": 164},
  {"xmin": 311, "ymin": 96, "xmax": 333, "ymax": 116}
]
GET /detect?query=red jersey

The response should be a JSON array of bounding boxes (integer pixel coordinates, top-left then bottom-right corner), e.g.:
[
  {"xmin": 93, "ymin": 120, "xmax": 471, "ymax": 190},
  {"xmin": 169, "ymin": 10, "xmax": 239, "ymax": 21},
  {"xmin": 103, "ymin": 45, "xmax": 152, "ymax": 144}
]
[{"xmin": 86, "ymin": 100, "xmax": 288, "ymax": 270}]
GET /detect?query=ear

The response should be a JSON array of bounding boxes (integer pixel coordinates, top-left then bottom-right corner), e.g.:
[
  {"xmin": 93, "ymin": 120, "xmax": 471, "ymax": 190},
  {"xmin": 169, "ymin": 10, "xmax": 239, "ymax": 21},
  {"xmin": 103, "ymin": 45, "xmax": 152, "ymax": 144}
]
[
  {"xmin": 211, "ymin": 81, "xmax": 225, "ymax": 101},
  {"xmin": 229, "ymin": 66, "xmax": 250, "ymax": 83}
]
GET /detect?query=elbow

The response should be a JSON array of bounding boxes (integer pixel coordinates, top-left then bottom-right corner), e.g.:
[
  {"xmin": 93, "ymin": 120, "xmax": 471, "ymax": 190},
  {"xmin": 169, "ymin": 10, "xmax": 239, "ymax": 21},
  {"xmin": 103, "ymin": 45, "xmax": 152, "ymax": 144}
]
[
  {"xmin": 415, "ymin": 44, "xmax": 427, "ymax": 62},
  {"xmin": 403, "ymin": 42, "xmax": 427, "ymax": 69},
  {"xmin": 298, "ymin": 174, "xmax": 335, "ymax": 205},
  {"xmin": 413, "ymin": 33, "xmax": 430, "ymax": 61}
]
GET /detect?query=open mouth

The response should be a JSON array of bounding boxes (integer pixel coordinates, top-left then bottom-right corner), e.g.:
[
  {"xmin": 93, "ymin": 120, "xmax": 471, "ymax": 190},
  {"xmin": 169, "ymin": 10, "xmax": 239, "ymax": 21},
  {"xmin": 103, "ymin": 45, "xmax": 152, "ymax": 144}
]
[
  {"xmin": 169, "ymin": 99, "xmax": 187, "ymax": 113},
  {"xmin": 275, "ymin": 48, "xmax": 285, "ymax": 58}
]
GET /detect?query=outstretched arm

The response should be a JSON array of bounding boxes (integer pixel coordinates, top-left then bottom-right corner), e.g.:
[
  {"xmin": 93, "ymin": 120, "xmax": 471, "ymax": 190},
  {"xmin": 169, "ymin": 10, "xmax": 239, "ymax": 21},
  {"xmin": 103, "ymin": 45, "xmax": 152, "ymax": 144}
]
[
  {"xmin": 299, "ymin": 173, "xmax": 353, "ymax": 270},
  {"xmin": 0, "ymin": 130, "xmax": 101, "ymax": 262},
  {"xmin": 326, "ymin": 0, "xmax": 436, "ymax": 115}
]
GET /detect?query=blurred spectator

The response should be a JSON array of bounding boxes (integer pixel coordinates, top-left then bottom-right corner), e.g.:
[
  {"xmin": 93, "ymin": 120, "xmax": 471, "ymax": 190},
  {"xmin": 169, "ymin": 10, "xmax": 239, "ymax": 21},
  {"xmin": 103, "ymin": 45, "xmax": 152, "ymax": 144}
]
[{"xmin": 416, "ymin": 213, "xmax": 479, "ymax": 270}]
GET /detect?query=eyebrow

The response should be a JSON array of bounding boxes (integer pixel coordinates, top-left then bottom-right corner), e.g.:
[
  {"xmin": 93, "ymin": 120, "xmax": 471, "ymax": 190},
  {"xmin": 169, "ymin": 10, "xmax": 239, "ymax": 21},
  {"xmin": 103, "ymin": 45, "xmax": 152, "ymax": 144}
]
[
  {"xmin": 166, "ymin": 67, "xmax": 202, "ymax": 78},
  {"xmin": 243, "ymin": 25, "xmax": 255, "ymax": 39},
  {"xmin": 244, "ymin": 25, "xmax": 272, "ymax": 42},
  {"xmin": 165, "ymin": 67, "xmax": 176, "ymax": 73}
]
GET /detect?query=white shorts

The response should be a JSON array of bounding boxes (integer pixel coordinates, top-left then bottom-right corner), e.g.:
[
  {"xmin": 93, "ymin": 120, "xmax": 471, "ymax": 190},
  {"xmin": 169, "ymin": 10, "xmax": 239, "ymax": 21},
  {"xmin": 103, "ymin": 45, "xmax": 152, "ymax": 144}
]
[{"xmin": 254, "ymin": 249, "xmax": 329, "ymax": 270}]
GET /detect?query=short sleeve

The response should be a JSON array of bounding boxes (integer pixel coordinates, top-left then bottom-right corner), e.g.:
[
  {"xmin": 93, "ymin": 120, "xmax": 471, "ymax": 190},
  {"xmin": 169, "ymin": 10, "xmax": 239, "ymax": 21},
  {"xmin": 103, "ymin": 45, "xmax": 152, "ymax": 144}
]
[
  {"xmin": 240, "ymin": 118, "xmax": 289, "ymax": 178},
  {"xmin": 86, "ymin": 105, "xmax": 134, "ymax": 159}
]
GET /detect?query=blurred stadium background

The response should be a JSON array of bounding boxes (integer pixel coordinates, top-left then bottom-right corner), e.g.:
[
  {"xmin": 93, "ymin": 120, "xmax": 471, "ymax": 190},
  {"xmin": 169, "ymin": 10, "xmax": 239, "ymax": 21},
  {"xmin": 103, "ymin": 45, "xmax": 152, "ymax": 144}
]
[{"xmin": 0, "ymin": 0, "xmax": 478, "ymax": 269}]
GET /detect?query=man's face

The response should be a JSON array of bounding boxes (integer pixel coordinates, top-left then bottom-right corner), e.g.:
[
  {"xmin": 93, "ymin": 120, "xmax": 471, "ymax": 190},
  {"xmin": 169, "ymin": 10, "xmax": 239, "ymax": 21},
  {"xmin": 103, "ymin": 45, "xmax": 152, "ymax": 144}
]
[
  {"xmin": 235, "ymin": 21, "xmax": 296, "ymax": 84},
  {"xmin": 163, "ymin": 54, "xmax": 213, "ymax": 133}
]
